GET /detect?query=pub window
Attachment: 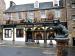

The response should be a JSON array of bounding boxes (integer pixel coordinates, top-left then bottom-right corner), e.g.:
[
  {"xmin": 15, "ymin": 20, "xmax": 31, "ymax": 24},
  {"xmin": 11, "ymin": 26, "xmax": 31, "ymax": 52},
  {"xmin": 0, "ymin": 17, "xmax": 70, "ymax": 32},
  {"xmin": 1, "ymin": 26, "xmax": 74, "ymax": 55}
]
[
  {"xmin": 71, "ymin": 3, "xmax": 75, "ymax": 8},
  {"xmin": 27, "ymin": 11, "xmax": 34, "ymax": 19},
  {"xmin": 5, "ymin": 29, "xmax": 12, "ymax": 38},
  {"xmin": 16, "ymin": 29, "xmax": 23, "ymax": 37},
  {"xmin": 54, "ymin": 10, "xmax": 61, "ymax": 18},
  {"xmin": 73, "ymin": 27, "xmax": 75, "ymax": 31},
  {"xmin": 72, "ymin": 0, "xmax": 75, "ymax": 4},
  {"xmin": 72, "ymin": 15, "xmax": 75, "ymax": 20},
  {"xmin": 71, "ymin": 0, "xmax": 75, "ymax": 8},
  {"xmin": 16, "ymin": 12, "xmax": 22, "ymax": 19},
  {"xmin": 36, "ymin": 33, "xmax": 42, "ymax": 40},
  {"xmin": 48, "ymin": 32, "xmax": 55, "ymax": 40},
  {"xmin": 6, "ymin": 13, "xmax": 12, "ymax": 20},
  {"xmin": 27, "ymin": 11, "xmax": 34, "ymax": 22},
  {"xmin": 24, "ymin": 12, "xmax": 27, "ymax": 21},
  {"xmin": 40, "ymin": 10, "xmax": 46, "ymax": 18}
]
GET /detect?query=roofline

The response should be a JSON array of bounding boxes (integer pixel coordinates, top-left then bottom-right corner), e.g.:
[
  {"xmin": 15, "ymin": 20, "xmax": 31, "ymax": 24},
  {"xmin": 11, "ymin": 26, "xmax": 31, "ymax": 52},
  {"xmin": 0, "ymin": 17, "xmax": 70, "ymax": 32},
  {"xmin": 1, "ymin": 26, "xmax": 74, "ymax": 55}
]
[
  {"xmin": 4, "ymin": 6, "xmax": 64, "ymax": 13},
  {"xmin": 11, "ymin": 1, "xmax": 53, "ymax": 6}
]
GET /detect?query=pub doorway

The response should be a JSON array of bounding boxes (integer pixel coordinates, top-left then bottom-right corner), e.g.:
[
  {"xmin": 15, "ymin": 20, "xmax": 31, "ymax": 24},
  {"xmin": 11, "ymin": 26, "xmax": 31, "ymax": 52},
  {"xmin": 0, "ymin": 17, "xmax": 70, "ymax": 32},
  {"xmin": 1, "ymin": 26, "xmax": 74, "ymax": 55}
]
[
  {"xmin": 34, "ymin": 27, "xmax": 44, "ymax": 44},
  {"xmin": 47, "ymin": 27, "xmax": 56, "ymax": 47},
  {"xmin": 26, "ymin": 28, "xmax": 32, "ymax": 42}
]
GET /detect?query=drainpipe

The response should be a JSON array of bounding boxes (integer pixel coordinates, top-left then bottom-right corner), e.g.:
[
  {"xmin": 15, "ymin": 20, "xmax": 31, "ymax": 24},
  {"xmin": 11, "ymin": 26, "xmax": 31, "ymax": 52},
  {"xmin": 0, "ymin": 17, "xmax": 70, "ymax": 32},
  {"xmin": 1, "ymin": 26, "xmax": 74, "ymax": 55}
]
[
  {"xmin": 65, "ymin": 0, "xmax": 68, "ymax": 28},
  {"xmin": 13, "ymin": 24, "xmax": 15, "ymax": 44},
  {"xmin": 13, "ymin": 27, "xmax": 15, "ymax": 41}
]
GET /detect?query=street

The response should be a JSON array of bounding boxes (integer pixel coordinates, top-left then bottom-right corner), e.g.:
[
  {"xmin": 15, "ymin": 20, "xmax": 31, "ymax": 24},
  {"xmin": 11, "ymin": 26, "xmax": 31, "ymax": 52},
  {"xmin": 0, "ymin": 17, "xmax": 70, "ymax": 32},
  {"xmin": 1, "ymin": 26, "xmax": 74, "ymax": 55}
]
[
  {"xmin": 68, "ymin": 47, "xmax": 75, "ymax": 56},
  {"xmin": 0, "ymin": 46, "xmax": 56, "ymax": 56},
  {"xmin": 0, "ymin": 45, "xmax": 74, "ymax": 56}
]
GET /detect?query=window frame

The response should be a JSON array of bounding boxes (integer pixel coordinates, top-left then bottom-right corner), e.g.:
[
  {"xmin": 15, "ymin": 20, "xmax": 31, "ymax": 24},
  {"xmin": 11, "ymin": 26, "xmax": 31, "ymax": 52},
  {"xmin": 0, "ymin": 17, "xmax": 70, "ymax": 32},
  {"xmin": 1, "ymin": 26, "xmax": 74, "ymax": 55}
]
[
  {"xmin": 6, "ymin": 13, "xmax": 12, "ymax": 20},
  {"xmin": 5, "ymin": 29, "xmax": 12, "ymax": 38},
  {"xmin": 16, "ymin": 28, "xmax": 24, "ymax": 38},
  {"xmin": 16, "ymin": 12, "xmax": 22, "ymax": 19},
  {"xmin": 71, "ymin": 3, "xmax": 75, "ymax": 8},
  {"xmin": 40, "ymin": 10, "xmax": 46, "ymax": 18},
  {"xmin": 71, "ymin": 0, "xmax": 75, "ymax": 4},
  {"xmin": 27, "ymin": 11, "xmax": 34, "ymax": 19},
  {"xmin": 72, "ymin": 15, "xmax": 75, "ymax": 20},
  {"xmin": 54, "ymin": 9, "xmax": 61, "ymax": 18}
]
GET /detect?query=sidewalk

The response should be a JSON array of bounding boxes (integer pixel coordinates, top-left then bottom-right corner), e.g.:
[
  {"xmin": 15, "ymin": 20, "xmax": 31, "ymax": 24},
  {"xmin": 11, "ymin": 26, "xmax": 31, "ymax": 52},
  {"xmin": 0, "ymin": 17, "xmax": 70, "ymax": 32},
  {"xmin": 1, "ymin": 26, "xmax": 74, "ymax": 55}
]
[
  {"xmin": 0, "ymin": 40, "xmax": 56, "ymax": 48},
  {"xmin": 0, "ymin": 40, "xmax": 57, "ymax": 56}
]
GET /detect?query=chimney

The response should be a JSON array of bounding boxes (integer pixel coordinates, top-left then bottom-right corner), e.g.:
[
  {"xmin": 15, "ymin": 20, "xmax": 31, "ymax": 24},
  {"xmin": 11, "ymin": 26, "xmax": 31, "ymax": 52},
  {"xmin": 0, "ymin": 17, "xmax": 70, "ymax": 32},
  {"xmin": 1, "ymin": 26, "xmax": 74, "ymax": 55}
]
[
  {"xmin": 34, "ymin": 1, "xmax": 39, "ymax": 8},
  {"xmin": 10, "ymin": 1, "xmax": 16, "ymax": 7},
  {"xmin": 53, "ymin": 0, "xmax": 59, "ymax": 7}
]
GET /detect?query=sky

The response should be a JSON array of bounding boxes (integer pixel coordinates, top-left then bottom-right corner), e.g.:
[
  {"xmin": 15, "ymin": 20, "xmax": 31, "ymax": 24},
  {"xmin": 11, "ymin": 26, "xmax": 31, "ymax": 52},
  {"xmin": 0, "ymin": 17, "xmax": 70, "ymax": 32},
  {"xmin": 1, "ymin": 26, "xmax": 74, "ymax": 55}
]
[
  {"xmin": 4, "ymin": 0, "xmax": 53, "ymax": 9},
  {"xmin": 4, "ymin": 0, "xmax": 60, "ymax": 9},
  {"xmin": 4, "ymin": 0, "xmax": 59, "ymax": 8}
]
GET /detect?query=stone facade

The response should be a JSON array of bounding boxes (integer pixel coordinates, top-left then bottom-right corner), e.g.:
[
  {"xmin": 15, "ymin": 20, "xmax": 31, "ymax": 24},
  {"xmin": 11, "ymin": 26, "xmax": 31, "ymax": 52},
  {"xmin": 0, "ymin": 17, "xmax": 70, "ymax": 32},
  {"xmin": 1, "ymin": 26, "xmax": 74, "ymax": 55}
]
[
  {"xmin": 4, "ymin": 1, "xmax": 66, "ymax": 24},
  {"xmin": 0, "ymin": 0, "xmax": 5, "ymax": 40},
  {"xmin": 4, "ymin": 0, "xmax": 75, "ymax": 46},
  {"xmin": 0, "ymin": 0, "xmax": 5, "ymax": 24},
  {"xmin": 3, "ymin": 1, "xmax": 64, "ymax": 43},
  {"xmin": 5, "ymin": 10, "xmax": 56, "ymax": 23},
  {"xmin": 65, "ymin": 0, "xmax": 75, "ymax": 46}
]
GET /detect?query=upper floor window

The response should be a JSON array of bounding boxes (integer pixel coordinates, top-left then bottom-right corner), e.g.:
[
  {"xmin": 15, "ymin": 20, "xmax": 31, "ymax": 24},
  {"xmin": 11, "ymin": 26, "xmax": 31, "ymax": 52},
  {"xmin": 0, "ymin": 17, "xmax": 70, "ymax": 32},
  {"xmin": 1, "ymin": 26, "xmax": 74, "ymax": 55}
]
[
  {"xmin": 16, "ymin": 12, "xmax": 22, "ymax": 19},
  {"xmin": 27, "ymin": 11, "xmax": 34, "ymax": 22},
  {"xmin": 47, "ymin": 12, "xmax": 54, "ymax": 20},
  {"xmin": 72, "ymin": 0, "xmax": 75, "ymax": 4},
  {"xmin": 72, "ymin": 15, "xmax": 75, "ymax": 20},
  {"xmin": 27, "ymin": 11, "xmax": 34, "ymax": 19},
  {"xmin": 54, "ymin": 10, "xmax": 61, "ymax": 18},
  {"xmin": 71, "ymin": 3, "xmax": 75, "ymax": 8},
  {"xmin": 40, "ymin": 10, "xmax": 46, "ymax": 18},
  {"xmin": 71, "ymin": 0, "xmax": 75, "ymax": 8},
  {"xmin": 6, "ymin": 13, "xmax": 12, "ymax": 20}
]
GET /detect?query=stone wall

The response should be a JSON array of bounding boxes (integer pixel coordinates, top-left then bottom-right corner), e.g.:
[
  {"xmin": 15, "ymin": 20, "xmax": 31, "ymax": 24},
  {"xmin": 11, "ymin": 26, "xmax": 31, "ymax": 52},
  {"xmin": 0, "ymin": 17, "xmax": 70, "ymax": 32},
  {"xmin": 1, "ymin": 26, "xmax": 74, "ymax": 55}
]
[
  {"xmin": 0, "ymin": 0, "xmax": 5, "ymax": 40},
  {"xmin": 0, "ymin": 0, "xmax": 5, "ymax": 24}
]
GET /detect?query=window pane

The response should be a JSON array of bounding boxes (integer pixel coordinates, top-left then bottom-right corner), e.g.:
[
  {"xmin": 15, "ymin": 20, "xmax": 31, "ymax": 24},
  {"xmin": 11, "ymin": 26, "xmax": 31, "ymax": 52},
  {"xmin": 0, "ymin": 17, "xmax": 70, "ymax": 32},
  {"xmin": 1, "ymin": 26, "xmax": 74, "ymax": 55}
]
[
  {"xmin": 55, "ymin": 10, "xmax": 61, "ymax": 18},
  {"xmin": 72, "ymin": 4, "xmax": 75, "ymax": 8},
  {"xmin": 27, "ymin": 11, "xmax": 34, "ymax": 19},
  {"xmin": 16, "ymin": 12, "xmax": 22, "ymax": 19},
  {"xmin": 72, "ymin": 0, "xmax": 75, "ymax": 4},
  {"xmin": 72, "ymin": 15, "xmax": 75, "ymax": 20},
  {"xmin": 6, "ymin": 13, "xmax": 12, "ymax": 20},
  {"xmin": 9, "ymin": 30, "xmax": 12, "ymax": 37},
  {"xmin": 16, "ymin": 29, "xmax": 23, "ymax": 37},
  {"xmin": 27, "ymin": 11, "xmax": 34, "ymax": 22},
  {"xmin": 5, "ymin": 29, "xmax": 12, "ymax": 38},
  {"xmin": 40, "ymin": 10, "xmax": 46, "ymax": 18}
]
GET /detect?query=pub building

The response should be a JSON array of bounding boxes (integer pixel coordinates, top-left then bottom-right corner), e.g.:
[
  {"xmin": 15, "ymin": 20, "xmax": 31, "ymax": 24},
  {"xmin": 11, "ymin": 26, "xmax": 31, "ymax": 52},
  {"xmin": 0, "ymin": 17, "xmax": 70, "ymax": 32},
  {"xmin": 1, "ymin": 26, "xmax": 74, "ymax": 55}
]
[{"xmin": 2, "ymin": 0, "xmax": 67, "ymax": 44}]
